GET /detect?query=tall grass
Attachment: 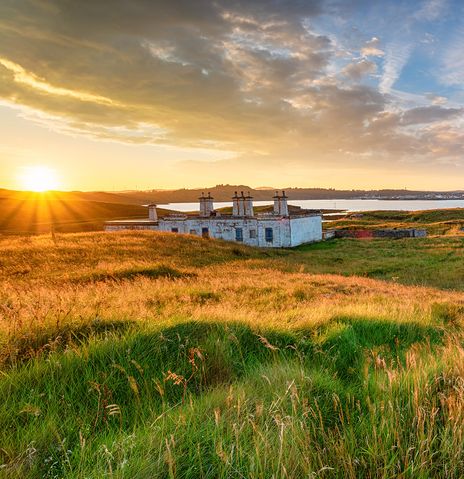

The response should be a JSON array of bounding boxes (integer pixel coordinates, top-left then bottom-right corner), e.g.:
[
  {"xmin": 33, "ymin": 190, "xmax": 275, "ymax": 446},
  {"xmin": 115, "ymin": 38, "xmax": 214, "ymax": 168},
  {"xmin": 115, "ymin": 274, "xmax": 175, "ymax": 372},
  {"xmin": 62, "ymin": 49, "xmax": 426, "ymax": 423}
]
[{"xmin": 1, "ymin": 231, "xmax": 463, "ymax": 477}]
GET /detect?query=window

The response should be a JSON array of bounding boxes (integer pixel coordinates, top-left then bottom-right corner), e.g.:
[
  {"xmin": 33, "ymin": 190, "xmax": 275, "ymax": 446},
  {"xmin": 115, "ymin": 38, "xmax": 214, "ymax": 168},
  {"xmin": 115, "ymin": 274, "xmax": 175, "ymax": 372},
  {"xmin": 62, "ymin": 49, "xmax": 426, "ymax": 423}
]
[
  {"xmin": 265, "ymin": 227, "xmax": 273, "ymax": 243},
  {"xmin": 189, "ymin": 229, "xmax": 197, "ymax": 235},
  {"xmin": 171, "ymin": 227, "xmax": 179, "ymax": 233},
  {"xmin": 202, "ymin": 227, "xmax": 209, "ymax": 238},
  {"xmin": 249, "ymin": 229, "xmax": 257, "ymax": 239},
  {"xmin": 235, "ymin": 228, "xmax": 243, "ymax": 242}
]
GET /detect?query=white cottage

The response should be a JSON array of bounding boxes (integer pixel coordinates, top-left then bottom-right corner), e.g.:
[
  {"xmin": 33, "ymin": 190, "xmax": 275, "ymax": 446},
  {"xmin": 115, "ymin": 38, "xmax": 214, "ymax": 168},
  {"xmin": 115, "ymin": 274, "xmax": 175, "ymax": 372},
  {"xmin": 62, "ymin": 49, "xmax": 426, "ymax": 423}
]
[{"xmin": 105, "ymin": 191, "xmax": 322, "ymax": 248}]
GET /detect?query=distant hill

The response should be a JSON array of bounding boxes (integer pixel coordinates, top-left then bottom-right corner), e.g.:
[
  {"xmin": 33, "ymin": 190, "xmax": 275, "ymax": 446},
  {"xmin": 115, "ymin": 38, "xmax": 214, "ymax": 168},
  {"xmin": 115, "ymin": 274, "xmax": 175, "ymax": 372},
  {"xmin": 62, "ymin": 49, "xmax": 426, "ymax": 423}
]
[
  {"xmin": 114, "ymin": 185, "xmax": 463, "ymax": 204},
  {"xmin": 0, "ymin": 189, "xmax": 146, "ymax": 205},
  {"xmin": 0, "ymin": 190, "xmax": 174, "ymax": 234},
  {"xmin": 3, "ymin": 186, "xmax": 462, "ymax": 208},
  {"xmin": 1, "ymin": 185, "xmax": 463, "ymax": 234}
]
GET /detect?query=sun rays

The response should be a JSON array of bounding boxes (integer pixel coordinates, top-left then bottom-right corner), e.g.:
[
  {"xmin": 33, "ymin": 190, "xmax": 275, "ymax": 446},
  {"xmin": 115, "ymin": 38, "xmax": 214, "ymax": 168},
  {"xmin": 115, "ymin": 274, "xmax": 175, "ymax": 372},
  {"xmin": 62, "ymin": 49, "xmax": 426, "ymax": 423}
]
[{"xmin": 0, "ymin": 191, "xmax": 88, "ymax": 234}]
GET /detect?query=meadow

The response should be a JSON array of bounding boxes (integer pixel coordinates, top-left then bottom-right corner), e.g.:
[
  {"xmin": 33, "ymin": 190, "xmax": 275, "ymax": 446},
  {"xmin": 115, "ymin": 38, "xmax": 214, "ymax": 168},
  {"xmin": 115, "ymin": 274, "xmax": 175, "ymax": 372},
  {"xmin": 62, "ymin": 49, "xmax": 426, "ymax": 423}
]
[
  {"xmin": 328, "ymin": 208, "xmax": 464, "ymax": 236},
  {"xmin": 1, "ymin": 231, "xmax": 464, "ymax": 478}
]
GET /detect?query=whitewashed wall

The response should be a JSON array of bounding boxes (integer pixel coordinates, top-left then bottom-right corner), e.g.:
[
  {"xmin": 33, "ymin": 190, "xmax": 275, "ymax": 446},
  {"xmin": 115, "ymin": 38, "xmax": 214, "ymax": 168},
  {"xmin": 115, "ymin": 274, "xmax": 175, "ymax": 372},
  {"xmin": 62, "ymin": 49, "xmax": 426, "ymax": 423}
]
[
  {"xmin": 159, "ymin": 217, "xmax": 261, "ymax": 246},
  {"xmin": 255, "ymin": 218, "xmax": 289, "ymax": 247},
  {"xmin": 289, "ymin": 216, "xmax": 322, "ymax": 245},
  {"xmin": 158, "ymin": 216, "xmax": 321, "ymax": 248},
  {"xmin": 106, "ymin": 214, "xmax": 322, "ymax": 247}
]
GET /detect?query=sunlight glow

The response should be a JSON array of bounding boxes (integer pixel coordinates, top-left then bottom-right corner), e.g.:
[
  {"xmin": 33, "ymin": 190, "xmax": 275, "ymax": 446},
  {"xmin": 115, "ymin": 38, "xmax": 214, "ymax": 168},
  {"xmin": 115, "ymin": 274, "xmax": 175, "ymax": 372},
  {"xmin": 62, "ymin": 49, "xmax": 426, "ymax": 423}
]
[{"xmin": 20, "ymin": 166, "xmax": 60, "ymax": 192}]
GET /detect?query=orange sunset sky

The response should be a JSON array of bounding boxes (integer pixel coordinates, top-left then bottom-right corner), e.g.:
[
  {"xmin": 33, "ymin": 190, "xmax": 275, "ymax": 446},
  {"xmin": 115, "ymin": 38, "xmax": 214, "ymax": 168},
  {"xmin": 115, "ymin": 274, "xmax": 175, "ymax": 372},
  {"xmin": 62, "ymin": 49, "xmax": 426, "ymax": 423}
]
[{"xmin": 1, "ymin": 0, "xmax": 464, "ymax": 192}]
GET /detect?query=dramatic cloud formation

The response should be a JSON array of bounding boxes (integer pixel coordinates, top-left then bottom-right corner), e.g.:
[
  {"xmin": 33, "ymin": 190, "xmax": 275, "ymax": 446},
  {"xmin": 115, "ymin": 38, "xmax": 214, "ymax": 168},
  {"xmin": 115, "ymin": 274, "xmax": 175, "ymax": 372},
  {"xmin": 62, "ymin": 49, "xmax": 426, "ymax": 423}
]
[{"xmin": 0, "ymin": 0, "xmax": 464, "ymax": 189}]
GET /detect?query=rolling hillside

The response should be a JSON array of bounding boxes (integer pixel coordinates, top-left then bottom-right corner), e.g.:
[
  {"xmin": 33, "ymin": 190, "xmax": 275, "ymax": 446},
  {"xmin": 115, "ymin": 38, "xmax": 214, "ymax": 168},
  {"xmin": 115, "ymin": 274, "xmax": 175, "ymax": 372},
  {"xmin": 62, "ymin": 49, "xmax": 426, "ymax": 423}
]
[
  {"xmin": 0, "ymin": 191, "xmax": 175, "ymax": 234},
  {"xmin": 1, "ymin": 232, "xmax": 464, "ymax": 477}
]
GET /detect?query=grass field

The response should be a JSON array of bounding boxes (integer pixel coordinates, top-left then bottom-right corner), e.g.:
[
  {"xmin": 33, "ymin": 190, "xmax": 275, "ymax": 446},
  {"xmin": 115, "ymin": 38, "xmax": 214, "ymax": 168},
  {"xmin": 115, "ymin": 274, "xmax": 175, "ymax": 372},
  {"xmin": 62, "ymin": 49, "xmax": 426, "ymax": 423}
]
[
  {"xmin": 328, "ymin": 208, "xmax": 464, "ymax": 236},
  {"xmin": 1, "ymin": 231, "xmax": 464, "ymax": 478}
]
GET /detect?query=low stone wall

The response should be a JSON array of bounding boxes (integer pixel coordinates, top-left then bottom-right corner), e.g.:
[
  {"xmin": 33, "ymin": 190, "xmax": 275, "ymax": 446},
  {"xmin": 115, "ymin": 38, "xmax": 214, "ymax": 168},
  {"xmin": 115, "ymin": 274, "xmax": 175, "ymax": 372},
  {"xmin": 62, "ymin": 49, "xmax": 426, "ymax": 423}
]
[
  {"xmin": 328, "ymin": 228, "xmax": 427, "ymax": 239},
  {"xmin": 373, "ymin": 229, "xmax": 427, "ymax": 238},
  {"xmin": 332, "ymin": 229, "xmax": 373, "ymax": 239}
]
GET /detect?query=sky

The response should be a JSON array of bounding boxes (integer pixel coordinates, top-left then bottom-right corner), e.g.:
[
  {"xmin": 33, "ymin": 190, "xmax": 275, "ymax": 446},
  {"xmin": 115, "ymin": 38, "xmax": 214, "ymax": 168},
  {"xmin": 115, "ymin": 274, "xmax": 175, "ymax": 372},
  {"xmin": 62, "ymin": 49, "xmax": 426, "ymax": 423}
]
[{"xmin": 1, "ymin": 0, "xmax": 464, "ymax": 191}]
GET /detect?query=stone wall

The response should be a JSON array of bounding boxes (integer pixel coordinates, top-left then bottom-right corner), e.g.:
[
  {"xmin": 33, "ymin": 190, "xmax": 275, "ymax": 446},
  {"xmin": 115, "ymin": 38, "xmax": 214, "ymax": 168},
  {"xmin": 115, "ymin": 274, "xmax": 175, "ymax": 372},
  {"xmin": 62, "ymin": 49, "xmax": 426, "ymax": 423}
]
[{"xmin": 332, "ymin": 228, "xmax": 427, "ymax": 239}]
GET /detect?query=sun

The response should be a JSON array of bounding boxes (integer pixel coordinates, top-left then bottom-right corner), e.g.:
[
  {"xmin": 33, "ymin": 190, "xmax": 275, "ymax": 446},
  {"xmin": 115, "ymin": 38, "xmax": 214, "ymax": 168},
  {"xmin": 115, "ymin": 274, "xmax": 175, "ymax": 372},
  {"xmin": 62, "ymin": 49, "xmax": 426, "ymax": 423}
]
[{"xmin": 20, "ymin": 166, "xmax": 60, "ymax": 192}]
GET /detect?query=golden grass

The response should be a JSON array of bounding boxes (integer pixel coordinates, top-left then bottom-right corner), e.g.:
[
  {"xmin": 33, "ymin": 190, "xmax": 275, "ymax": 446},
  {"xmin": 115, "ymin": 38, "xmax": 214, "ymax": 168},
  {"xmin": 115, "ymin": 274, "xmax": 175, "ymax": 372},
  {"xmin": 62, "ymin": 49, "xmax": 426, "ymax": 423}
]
[
  {"xmin": 2, "ymin": 231, "xmax": 464, "ymax": 478},
  {"xmin": 1, "ymin": 231, "xmax": 463, "ymax": 362}
]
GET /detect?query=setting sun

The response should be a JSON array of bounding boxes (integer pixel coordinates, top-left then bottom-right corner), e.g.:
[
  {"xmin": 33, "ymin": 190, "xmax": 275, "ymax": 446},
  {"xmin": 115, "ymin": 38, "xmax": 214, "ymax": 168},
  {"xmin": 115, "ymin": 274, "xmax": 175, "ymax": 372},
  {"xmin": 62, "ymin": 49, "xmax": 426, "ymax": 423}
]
[{"xmin": 19, "ymin": 166, "xmax": 60, "ymax": 192}]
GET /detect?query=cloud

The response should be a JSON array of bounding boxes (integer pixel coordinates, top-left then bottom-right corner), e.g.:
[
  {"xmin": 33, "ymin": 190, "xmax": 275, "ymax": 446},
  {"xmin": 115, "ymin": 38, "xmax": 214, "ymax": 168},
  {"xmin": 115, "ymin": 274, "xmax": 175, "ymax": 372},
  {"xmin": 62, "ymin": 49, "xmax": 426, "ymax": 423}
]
[
  {"xmin": 361, "ymin": 37, "xmax": 384, "ymax": 57},
  {"xmin": 342, "ymin": 59, "xmax": 377, "ymax": 81},
  {"xmin": 0, "ymin": 0, "xmax": 463, "ymax": 178},
  {"xmin": 425, "ymin": 93, "xmax": 448, "ymax": 105},
  {"xmin": 379, "ymin": 43, "xmax": 413, "ymax": 93},
  {"xmin": 439, "ymin": 24, "xmax": 464, "ymax": 86},
  {"xmin": 0, "ymin": 57, "xmax": 118, "ymax": 106},
  {"xmin": 400, "ymin": 106, "xmax": 462, "ymax": 125},
  {"xmin": 414, "ymin": 0, "xmax": 448, "ymax": 21}
]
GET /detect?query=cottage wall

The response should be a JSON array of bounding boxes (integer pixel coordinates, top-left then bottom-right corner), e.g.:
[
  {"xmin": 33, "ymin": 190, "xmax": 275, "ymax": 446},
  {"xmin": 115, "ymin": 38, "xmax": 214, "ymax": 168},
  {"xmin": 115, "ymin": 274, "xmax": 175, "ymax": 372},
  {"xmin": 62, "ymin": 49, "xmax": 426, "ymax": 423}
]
[
  {"xmin": 289, "ymin": 216, "xmax": 323, "ymax": 246},
  {"xmin": 159, "ymin": 217, "xmax": 287, "ymax": 247},
  {"xmin": 256, "ymin": 218, "xmax": 289, "ymax": 247},
  {"xmin": 106, "ymin": 215, "xmax": 322, "ymax": 247},
  {"xmin": 159, "ymin": 217, "xmax": 262, "ymax": 246},
  {"xmin": 157, "ymin": 215, "xmax": 321, "ymax": 248}
]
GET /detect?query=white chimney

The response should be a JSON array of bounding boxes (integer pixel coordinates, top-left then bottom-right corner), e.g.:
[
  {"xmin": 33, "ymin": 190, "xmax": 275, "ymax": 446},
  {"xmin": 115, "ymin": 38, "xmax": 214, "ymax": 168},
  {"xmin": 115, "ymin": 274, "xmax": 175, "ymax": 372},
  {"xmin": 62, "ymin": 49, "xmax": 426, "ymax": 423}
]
[
  {"xmin": 280, "ymin": 191, "xmax": 289, "ymax": 216},
  {"xmin": 199, "ymin": 193, "xmax": 207, "ymax": 217},
  {"xmin": 244, "ymin": 192, "xmax": 254, "ymax": 216},
  {"xmin": 273, "ymin": 191, "xmax": 280, "ymax": 215},
  {"xmin": 238, "ymin": 191, "xmax": 245, "ymax": 216},
  {"xmin": 148, "ymin": 203, "xmax": 158, "ymax": 221},
  {"xmin": 205, "ymin": 192, "xmax": 214, "ymax": 215},
  {"xmin": 232, "ymin": 191, "xmax": 240, "ymax": 216}
]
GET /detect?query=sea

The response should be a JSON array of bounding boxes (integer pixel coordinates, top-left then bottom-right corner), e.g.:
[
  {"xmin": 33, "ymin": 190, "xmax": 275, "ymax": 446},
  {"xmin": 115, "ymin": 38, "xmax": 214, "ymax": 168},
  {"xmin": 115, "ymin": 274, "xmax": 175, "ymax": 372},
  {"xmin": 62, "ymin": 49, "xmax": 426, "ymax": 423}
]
[{"xmin": 158, "ymin": 199, "xmax": 464, "ymax": 213}]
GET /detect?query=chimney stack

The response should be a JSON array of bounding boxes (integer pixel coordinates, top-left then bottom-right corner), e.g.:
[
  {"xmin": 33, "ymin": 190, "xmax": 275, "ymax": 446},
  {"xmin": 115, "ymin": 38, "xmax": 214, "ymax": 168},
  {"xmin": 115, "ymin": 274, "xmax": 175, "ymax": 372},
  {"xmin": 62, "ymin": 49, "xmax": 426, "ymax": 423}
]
[
  {"xmin": 232, "ymin": 191, "xmax": 240, "ymax": 216},
  {"xmin": 205, "ymin": 192, "xmax": 214, "ymax": 215},
  {"xmin": 148, "ymin": 203, "xmax": 158, "ymax": 221},
  {"xmin": 244, "ymin": 191, "xmax": 254, "ymax": 216},
  {"xmin": 199, "ymin": 192, "xmax": 207, "ymax": 217},
  {"xmin": 238, "ymin": 191, "xmax": 246, "ymax": 216},
  {"xmin": 273, "ymin": 191, "xmax": 281, "ymax": 215},
  {"xmin": 280, "ymin": 190, "xmax": 289, "ymax": 216},
  {"xmin": 199, "ymin": 192, "xmax": 214, "ymax": 217},
  {"xmin": 272, "ymin": 191, "xmax": 289, "ymax": 216}
]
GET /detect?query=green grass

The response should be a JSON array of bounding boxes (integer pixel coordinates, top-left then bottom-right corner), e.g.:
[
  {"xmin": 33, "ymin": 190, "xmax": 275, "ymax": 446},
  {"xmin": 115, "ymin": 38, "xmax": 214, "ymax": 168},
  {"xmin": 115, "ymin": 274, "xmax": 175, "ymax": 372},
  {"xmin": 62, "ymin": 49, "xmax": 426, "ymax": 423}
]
[
  {"xmin": 1, "ymin": 231, "xmax": 464, "ymax": 477},
  {"xmin": 328, "ymin": 208, "xmax": 464, "ymax": 236},
  {"xmin": 1, "ymin": 319, "xmax": 459, "ymax": 478},
  {"xmin": 293, "ymin": 237, "xmax": 464, "ymax": 290}
]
